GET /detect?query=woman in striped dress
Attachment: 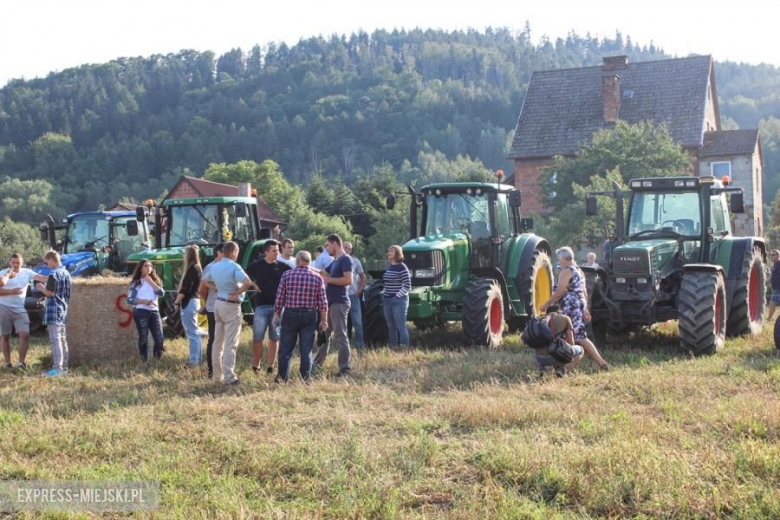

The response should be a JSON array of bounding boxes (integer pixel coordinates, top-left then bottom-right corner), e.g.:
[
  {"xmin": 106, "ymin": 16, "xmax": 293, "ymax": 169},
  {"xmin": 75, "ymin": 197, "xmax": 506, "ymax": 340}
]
[{"xmin": 382, "ymin": 245, "xmax": 412, "ymax": 348}]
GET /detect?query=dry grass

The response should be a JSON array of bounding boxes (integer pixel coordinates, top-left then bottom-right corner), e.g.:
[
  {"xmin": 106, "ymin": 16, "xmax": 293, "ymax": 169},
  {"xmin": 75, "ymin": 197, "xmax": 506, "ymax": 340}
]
[{"xmin": 0, "ymin": 321, "xmax": 778, "ymax": 518}]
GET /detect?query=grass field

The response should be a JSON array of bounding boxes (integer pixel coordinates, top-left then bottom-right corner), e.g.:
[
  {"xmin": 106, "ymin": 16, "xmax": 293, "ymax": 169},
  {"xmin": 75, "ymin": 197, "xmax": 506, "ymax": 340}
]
[{"xmin": 0, "ymin": 322, "xmax": 778, "ymax": 518}]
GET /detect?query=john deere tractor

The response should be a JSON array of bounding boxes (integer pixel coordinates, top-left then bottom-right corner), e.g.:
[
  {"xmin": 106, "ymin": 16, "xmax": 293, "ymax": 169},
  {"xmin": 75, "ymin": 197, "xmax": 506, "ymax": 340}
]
[
  {"xmin": 126, "ymin": 194, "xmax": 271, "ymax": 336},
  {"xmin": 364, "ymin": 181, "xmax": 553, "ymax": 348},
  {"xmin": 585, "ymin": 176, "xmax": 765, "ymax": 355},
  {"xmin": 27, "ymin": 211, "xmax": 150, "ymax": 326}
]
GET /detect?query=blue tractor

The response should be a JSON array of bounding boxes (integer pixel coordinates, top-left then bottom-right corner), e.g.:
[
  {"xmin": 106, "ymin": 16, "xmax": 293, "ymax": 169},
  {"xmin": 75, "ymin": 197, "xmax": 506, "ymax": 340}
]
[{"xmin": 26, "ymin": 210, "xmax": 150, "ymax": 326}]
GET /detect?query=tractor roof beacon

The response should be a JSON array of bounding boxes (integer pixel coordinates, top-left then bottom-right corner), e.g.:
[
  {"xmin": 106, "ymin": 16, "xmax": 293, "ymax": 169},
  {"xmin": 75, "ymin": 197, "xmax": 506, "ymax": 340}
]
[
  {"xmin": 364, "ymin": 176, "xmax": 554, "ymax": 349},
  {"xmin": 584, "ymin": 176, "xmax": 766, "ymax": 355}
]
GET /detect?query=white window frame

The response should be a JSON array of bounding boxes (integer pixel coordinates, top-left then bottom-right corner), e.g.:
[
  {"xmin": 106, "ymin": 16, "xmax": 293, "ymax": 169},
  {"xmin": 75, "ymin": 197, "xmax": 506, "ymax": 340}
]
[{"xmin": 711, "ymin": 161, "xmax": 732, "ymax": 179}]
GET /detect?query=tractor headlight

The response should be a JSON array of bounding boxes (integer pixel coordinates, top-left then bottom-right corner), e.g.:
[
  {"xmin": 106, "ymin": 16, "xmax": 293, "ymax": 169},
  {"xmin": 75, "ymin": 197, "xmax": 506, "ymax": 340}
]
[{"xmin": 414, "ymin": 268, "xmax": 436, "ymax": 278}]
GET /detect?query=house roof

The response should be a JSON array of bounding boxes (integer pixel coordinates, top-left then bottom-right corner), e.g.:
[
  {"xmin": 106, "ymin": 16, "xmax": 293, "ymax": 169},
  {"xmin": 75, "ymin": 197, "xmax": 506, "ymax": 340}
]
[
  {"xmin": 700, "ymin": 129, "xmax": 759, "ymax": 158},
  {"xmin": 508, "ymin": 55, "xmax": 715, "ymax": 159},
  {"xmin": 167, "ymin": 175, "xmax": 286, "ymax": 225}
]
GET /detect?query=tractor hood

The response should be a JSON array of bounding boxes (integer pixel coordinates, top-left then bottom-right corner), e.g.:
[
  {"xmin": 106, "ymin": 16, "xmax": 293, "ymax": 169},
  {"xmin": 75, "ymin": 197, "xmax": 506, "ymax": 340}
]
[
  {"xmin": 612, "ymin": 238, "xmax": 679, "ymax": 276},
  {"xmin": 35, "ymin": 251, "xmax": 97, "ymax": 277},
  {"xmin": 403, "ymin": 233, "xmax": 468, "ymax": 252},
  {"xmin": 128, "ymin": 247, "xmax": 188, "ymax": 262}
]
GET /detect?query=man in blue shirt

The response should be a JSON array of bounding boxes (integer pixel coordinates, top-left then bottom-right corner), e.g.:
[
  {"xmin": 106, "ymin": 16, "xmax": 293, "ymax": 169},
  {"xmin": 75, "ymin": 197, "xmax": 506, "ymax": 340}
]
[
  {"xmin": 202, "ymin": 241, "xmax": 253, "ymax": 385},
  {"xmin": 313, "ymin": 234, "xmax": 353, "ymax": 376}
]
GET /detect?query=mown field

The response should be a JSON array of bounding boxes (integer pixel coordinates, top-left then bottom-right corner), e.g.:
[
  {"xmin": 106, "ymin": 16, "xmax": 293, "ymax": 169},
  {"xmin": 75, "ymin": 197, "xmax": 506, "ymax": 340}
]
[{"xmin": 0, "ymin": 322, "xmax": 778, "ymax": 519}]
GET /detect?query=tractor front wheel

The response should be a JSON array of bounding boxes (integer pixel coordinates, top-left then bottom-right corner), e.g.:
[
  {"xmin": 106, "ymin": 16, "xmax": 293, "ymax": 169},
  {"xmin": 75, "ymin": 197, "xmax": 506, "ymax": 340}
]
[
  {"xmin": 162, "ymin": 294, "xmax": 184, "ymax": 338},
  {"xmin": 678, "ymin": 270, "xmax": 727, "ymax": 355},
  {"xmin": 363, "ymin": 280, "xmax": 388, "ymax": 348},
  {"xmin": 509, "ymin": 250, "xmax": 553, "ymax": 332},
  {"xmin": 727, "ymin": 246, "xmax": 765, "ymax": 337},
  {"xmin": 462, "ymin": 278, "xmax": 504, "ymax": 349}
]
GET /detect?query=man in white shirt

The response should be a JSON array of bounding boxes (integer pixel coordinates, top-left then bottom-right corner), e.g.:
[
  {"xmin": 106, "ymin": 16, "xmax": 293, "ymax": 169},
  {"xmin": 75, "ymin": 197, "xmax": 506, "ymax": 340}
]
[
  {"xmin": 278, "ymin": 238, "xmax": 296, "ymax": 268},
  {"xmin": 0, "ymin": 253, "xmax": 50, "ymax": 369},
  {"xmin": 343, "ymin": 242, "xmax": 366, "ymax": 350}
]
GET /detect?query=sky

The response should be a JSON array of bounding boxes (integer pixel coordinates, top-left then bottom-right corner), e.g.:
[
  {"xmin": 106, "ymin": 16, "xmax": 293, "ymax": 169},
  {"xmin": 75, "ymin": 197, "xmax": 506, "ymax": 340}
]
[{"xmin": 2, "ymin": 0, "xmax": 776, "ymax": 86}]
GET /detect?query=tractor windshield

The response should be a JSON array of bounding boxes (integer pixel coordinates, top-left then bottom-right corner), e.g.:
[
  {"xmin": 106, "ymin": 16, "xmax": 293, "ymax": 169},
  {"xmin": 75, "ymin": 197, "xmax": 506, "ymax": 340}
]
[
  {"xmin": 168, "ymin": 205, "xmax": 221, "ymax": 246},
  {"xmin": 65, "ymin": 215, "xmax": 110, "ymax": 253},
  {"xmin": 424, "ymin": 192, "xmax": 491, "ymax": 239},
  {"xmin": 628, "ymin": 191, "xmax": 702, "ymax": 238}
]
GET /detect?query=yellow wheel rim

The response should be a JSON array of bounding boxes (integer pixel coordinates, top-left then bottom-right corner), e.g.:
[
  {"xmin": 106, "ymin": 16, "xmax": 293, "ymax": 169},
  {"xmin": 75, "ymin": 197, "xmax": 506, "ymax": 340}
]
[{"xmin": 533, "ymin": 264, "xmax": 552, "ymax": 316}]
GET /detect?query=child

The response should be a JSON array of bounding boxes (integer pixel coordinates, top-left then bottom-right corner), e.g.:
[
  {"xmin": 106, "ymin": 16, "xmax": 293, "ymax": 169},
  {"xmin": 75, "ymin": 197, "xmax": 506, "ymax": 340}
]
[{"xmin": 35, "ymin": 250, "xmax": 72, "ymax": 376}]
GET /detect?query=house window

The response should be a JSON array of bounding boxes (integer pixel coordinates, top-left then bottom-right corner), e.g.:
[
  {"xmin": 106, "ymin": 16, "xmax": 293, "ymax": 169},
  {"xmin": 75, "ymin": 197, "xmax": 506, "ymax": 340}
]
[{"xmin": 711, "ymin": 161, "xmax": 732, "ymax": 180}]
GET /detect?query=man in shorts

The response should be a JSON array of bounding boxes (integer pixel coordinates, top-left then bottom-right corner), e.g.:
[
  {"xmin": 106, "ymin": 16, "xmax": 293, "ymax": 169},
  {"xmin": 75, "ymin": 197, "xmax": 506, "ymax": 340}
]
[
  {"xmin": 0, "ymin": 253, "xmax": 50, "ymax": 369},
  {"xmin": 535, "ymin": 306, "xmax": 584, "ymax": 377}
]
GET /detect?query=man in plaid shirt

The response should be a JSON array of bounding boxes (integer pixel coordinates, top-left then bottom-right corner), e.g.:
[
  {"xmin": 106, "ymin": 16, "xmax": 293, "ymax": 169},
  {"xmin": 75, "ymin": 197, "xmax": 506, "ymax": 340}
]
[
  {"xmin": 273, "ymin": 251, "xmax": 328, "ymax": 382},
  {"xmin": 34, "ymin": 250, "xmax": 72, "ymax": 376}
]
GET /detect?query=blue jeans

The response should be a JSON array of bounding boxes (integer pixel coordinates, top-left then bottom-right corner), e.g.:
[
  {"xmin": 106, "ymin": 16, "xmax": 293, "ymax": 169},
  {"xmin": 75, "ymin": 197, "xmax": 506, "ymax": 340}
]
[
  {"xmin": 348, "ymin": 294, "xmax": 364, "ymax": 349},
  {"xmin": 253, "ymin": 305, "xmax": 279, "ymax": 342},
  {"xmin": 133, "ymin": 308, "xmax": 164, "ymax": 360},
  {"xmin": 277, "ymin": 308, "xmax": 317, "ymax": 381},
  {"xmin": 182, "ymin": 299, "xmax": 202, "ymax": 364},
  {"xmin": 383, "ymin": 295, "xmax": 409, "ymax": 347}
]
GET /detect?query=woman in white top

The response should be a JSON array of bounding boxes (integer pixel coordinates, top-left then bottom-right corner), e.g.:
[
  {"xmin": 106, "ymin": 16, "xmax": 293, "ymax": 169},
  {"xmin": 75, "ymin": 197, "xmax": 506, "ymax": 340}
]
[{"xmin": 127, "ymin": 260, "xmax": 165, "ymax": 361}]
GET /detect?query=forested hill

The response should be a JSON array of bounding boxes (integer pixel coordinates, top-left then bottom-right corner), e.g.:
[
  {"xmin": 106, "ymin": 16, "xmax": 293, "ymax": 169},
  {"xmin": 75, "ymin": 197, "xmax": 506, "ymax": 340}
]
[{"xmin": 1, "ymin": 28, "xmax": 778, "ymax": 218}]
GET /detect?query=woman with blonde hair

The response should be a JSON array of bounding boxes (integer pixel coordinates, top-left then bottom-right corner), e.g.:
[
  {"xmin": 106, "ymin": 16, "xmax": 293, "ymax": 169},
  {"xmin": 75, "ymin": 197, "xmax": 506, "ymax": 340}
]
[
  {"xmin": 382, "ymin": 245, "xmax": 412, "ymax": 348},
  {"xmin": 541, "ymin": 246, "xmax": 609, "ymax": 370},
  {"xmin": 175, "ymin": 245, "xmax": 203, "ymax": 366}
]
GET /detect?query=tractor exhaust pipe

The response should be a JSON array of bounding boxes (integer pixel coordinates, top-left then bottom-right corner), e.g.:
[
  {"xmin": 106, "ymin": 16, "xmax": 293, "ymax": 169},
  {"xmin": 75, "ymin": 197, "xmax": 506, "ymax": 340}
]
[
  {"xmin": 613, "ymin": 181, "xmax": 625, "ymax": 246},
  {"xmin": 408, "ymin": 185, "xmax": 418, "ymax": 241}
]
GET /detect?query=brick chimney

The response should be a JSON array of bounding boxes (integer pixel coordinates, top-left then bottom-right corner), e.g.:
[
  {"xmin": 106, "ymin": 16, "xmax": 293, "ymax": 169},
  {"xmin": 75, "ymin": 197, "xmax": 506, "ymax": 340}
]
[{"xmin": 601, "ymin": 56, "xmax": 627, "ymax": 124}]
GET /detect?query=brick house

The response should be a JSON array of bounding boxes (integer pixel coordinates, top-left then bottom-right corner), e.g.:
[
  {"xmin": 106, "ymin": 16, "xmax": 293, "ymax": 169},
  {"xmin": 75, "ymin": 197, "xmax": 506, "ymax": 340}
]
[
  {"xmin": 507, "ymin": 55, "xmax": 763, "ymax": 235},
  {"xmin": 166, "ymin": 175, "xmax": 286, "ymax": 236}
]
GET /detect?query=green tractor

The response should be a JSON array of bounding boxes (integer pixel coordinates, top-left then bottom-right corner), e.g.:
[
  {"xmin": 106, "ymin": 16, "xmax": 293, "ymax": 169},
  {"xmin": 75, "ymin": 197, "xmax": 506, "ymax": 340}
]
[
  {"xmin": 585, "ymin": 176, "xmax": 766, "ymax": 355},
  {"xmin": 126, "ymin": 195, "xmax": 271, "ymax": 336},
  {"xmin": 364, "ymin": 180, "xmax": 554, "ymax": 348}
]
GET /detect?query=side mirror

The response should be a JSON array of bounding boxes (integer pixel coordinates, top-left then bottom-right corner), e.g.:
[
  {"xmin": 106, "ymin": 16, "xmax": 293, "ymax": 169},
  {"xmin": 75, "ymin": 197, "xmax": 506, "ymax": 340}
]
[
  {"xmin": 586, "ymin": 196, "xmax": 598, "ymax": 216},
  {"xmin": 235, "ymin": 204, "xmax": 248, "ymax": 218},
  {"xmin": 39, "ymin": 226, "xmax": 49, "ymax": 242},
  {"xmin": 135, "ymin": 206, "xmax": 146, "ymax": 222},
  {"xmin": 126, "ymin": 220, "xmax": 139, "ymax": 236},
  {"xmin": 386, "ymin": 194, "xmax": 396, "ymax": 210},
  {"xmin": 509, "ymin": 190, "xmax": 522, "ymax": 208},
  {"xmin": 520, "ymin": 218, "xmax": 534, "ymax": 232},
  {"xmin": 730, "ymin": 192, "xmax": 745, "ymax": 214}
]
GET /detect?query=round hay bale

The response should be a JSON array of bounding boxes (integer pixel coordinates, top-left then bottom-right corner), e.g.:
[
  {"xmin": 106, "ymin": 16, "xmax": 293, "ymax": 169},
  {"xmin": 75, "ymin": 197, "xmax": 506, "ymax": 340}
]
[{"xmin": 67, "ymin": 277, "xmax": 139, "ymax": 366}]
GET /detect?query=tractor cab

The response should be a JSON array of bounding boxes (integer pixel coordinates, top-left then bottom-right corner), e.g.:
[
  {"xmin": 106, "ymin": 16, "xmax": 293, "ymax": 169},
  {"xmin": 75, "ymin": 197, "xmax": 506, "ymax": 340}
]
[
  {"xmin": 159, "ymin": 197, "xmax": 267, "ymax": 262},
  {"xmin": 416, "ymin": 183, "xmax": 526, "ymax": 271}
]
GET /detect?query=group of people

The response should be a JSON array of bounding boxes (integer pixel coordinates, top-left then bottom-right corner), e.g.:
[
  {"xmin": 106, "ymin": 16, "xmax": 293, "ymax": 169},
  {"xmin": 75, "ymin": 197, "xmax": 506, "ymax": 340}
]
[
  {"xmin": 124, "ymin": 234, "xmax": 413, "ymax": 385},
  {"xmin": 10, "ymin": 239, "xmax": 776, "ymax": 381}
]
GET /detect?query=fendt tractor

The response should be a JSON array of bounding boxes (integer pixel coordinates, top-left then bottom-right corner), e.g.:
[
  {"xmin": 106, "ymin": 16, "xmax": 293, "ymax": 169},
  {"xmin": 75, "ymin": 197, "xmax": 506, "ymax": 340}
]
[
  {"xmin": 27, "ymin": 211, "xmax": 150, "ymax": 326},
  {"xmin": 584, "ymin": 175, "xmax": 766, "ymax": 355},
  {"xmin": 126, "ymin": 187, "xmax": 271, "ymax": 336},
  {"xmin": 364, "ymin": 176, "xmax": 554, "ymax": 348}
]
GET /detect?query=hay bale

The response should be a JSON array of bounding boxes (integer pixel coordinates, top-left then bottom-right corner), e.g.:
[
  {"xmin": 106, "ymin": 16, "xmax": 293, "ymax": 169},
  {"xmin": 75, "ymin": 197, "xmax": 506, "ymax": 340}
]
[{"xmin": 67, "ymin": 277, "xmax": 139, "ymax": 366}]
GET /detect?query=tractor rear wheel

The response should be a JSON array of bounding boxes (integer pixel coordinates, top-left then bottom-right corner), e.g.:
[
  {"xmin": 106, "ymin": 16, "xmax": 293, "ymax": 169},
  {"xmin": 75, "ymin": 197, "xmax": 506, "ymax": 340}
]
[
  {"xmin": 678, "ymin": 270, "xmax": 727, "ymax": 355},
  {"xmin": 363, "ymin": 280, "xmax": 388, "ymax": 348},
  {"xmin": 509, "ymin": 250, "xmax": 553, "ymax": 332},
  {"xmin": 462, "ymin": 278, "xmax": 504, "ymax": 349},
  {"xmin": 162, "ymin": 294, "xmax": 184, "ymax": 338},
  {"xmin": 727, "ymin": 247, "xmax": 765, "ymax": 337}
]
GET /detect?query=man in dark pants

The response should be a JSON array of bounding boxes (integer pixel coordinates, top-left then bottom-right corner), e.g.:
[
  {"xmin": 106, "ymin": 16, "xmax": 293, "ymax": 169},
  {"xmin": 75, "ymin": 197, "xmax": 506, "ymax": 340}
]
[
  {"xmin": 199, "ymin": 243, "xmax": 224, "ymax": 379},
  {"xmin": 274, "ymin": 251, "xmax": 328, "ymax": 382},
  {"xmin": 314, "ymin": 234, "xmax": 353, "ymax": 376}
]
